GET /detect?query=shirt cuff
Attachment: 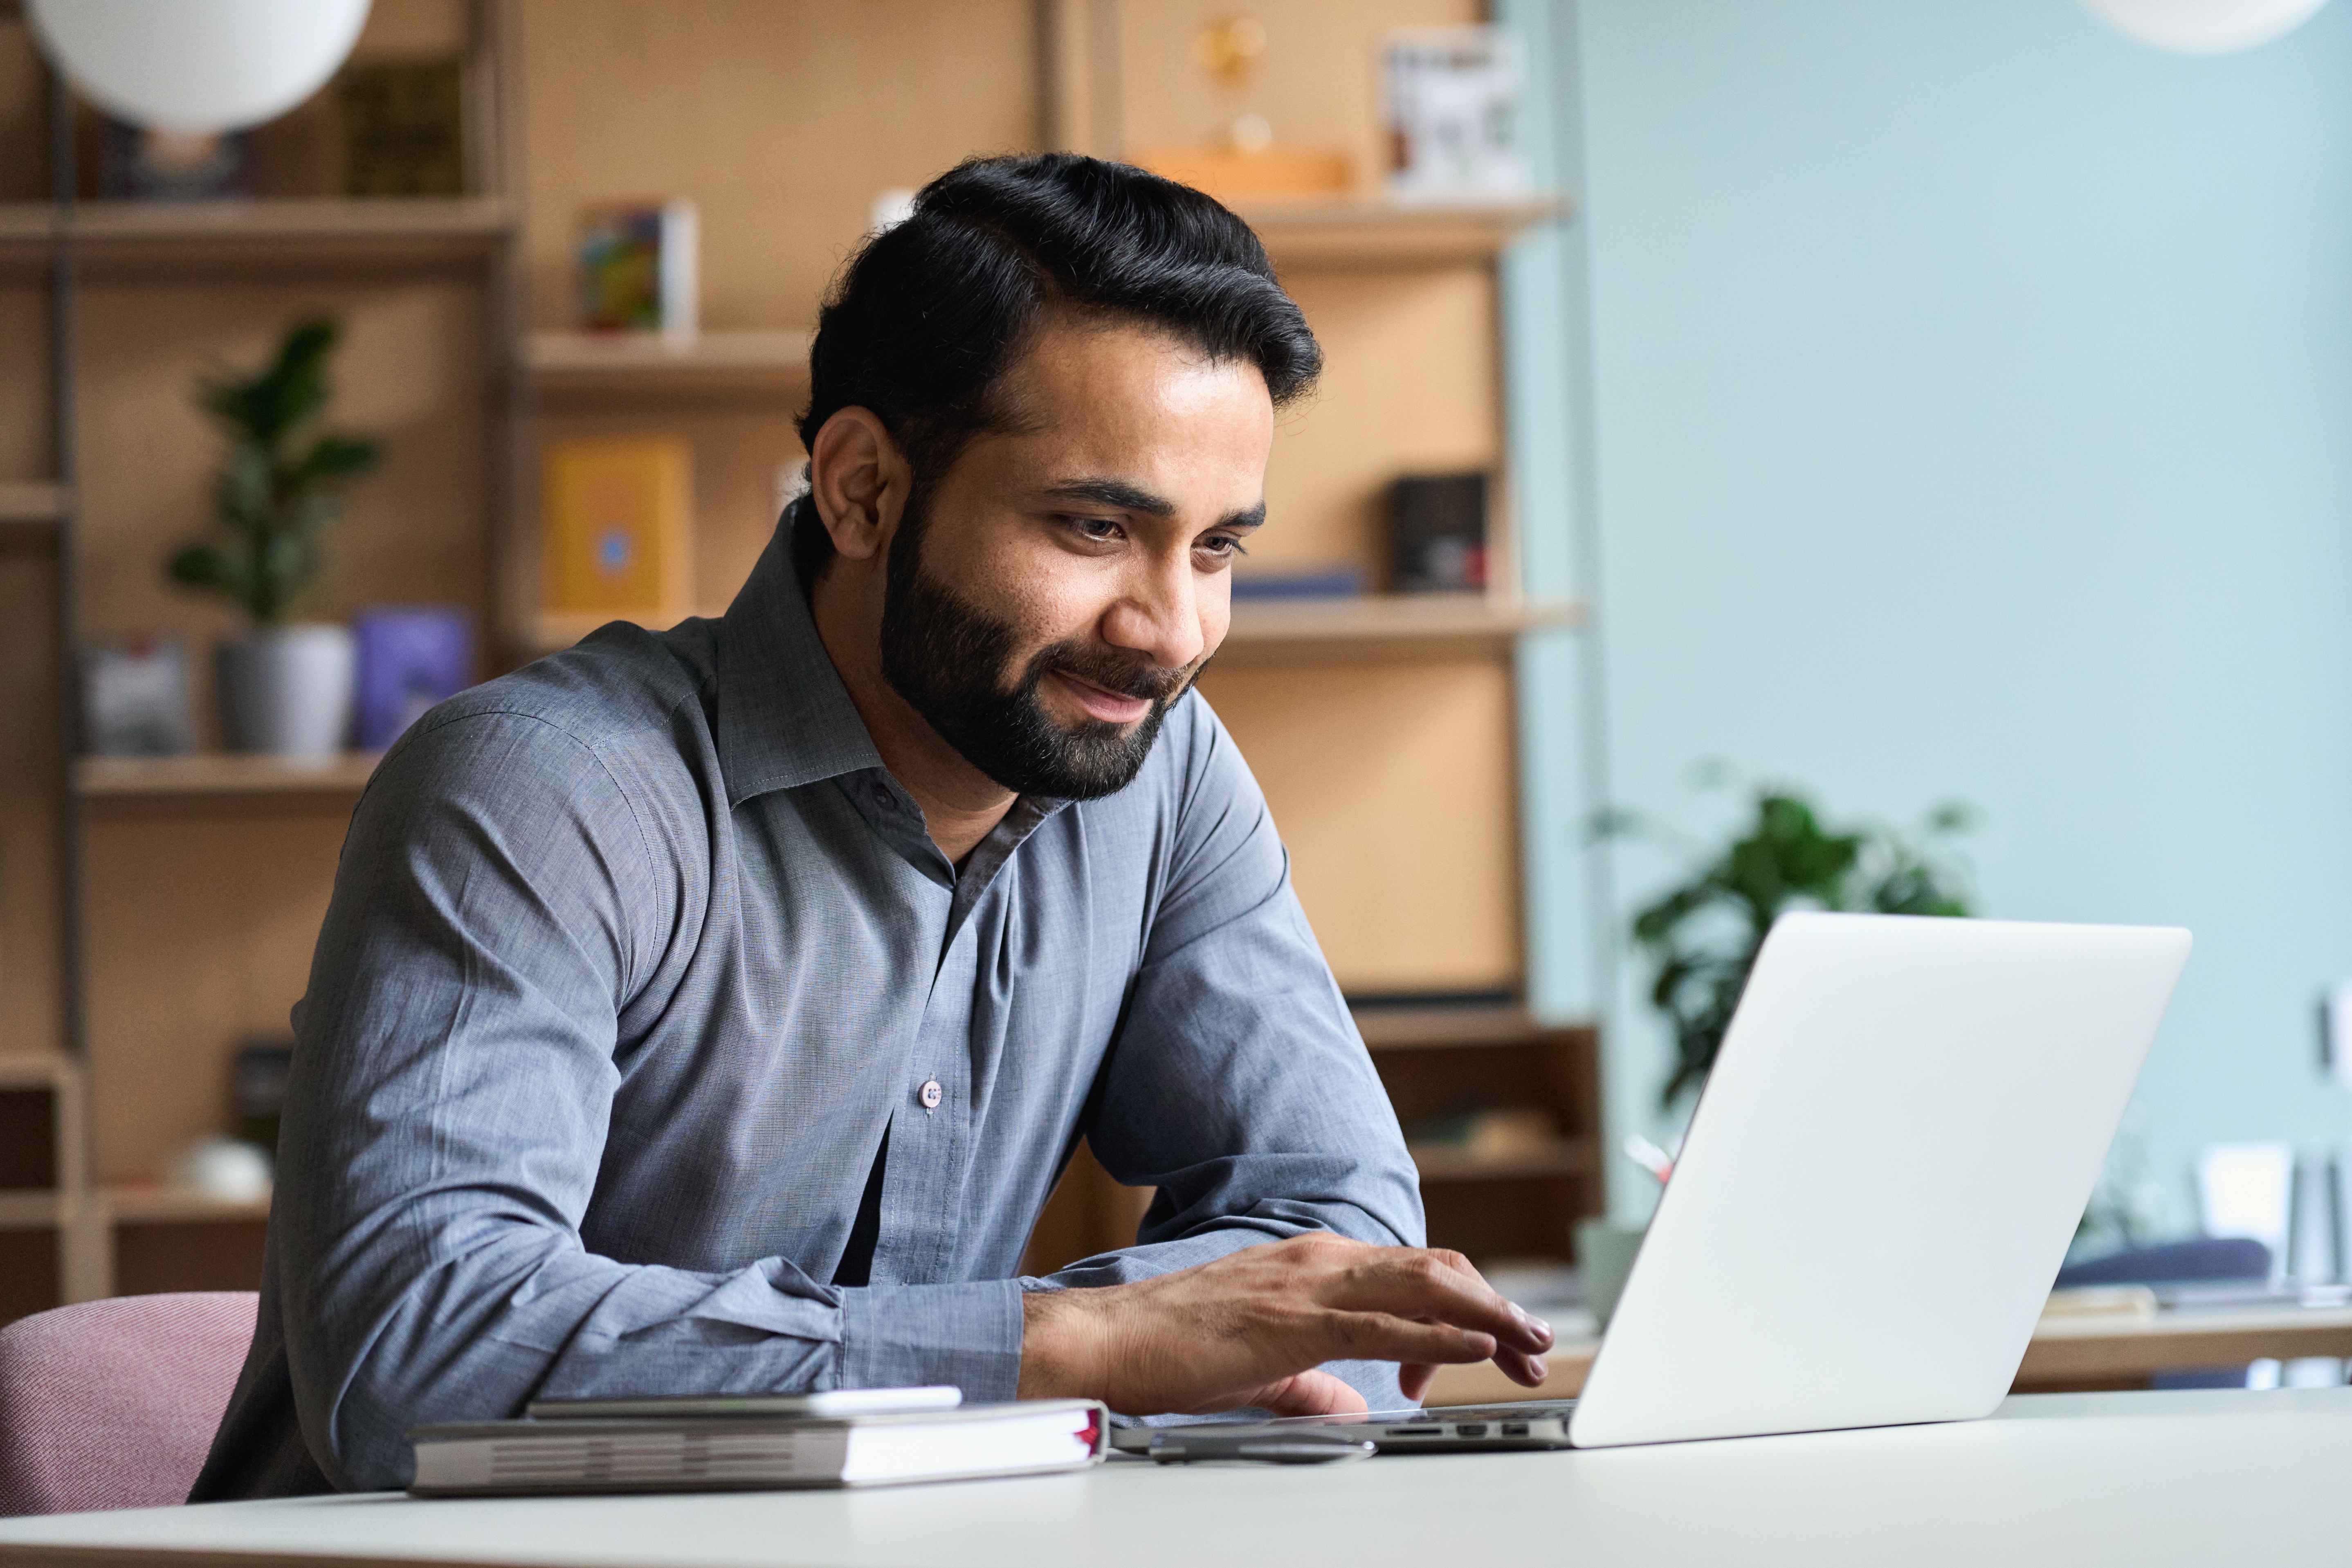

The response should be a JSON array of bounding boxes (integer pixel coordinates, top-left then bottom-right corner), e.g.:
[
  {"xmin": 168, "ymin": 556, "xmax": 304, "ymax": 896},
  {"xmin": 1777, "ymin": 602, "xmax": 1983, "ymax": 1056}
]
[{"xmin": 836, "ymin": 1277, "xmax": 1025, "ymax": 1402}]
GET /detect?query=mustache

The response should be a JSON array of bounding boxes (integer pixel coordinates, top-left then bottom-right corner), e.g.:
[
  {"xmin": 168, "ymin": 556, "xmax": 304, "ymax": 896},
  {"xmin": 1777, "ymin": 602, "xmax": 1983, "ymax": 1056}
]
[{"xmin": 1028, "ymin": 640, "xmax": 1200, "ymax": 705}]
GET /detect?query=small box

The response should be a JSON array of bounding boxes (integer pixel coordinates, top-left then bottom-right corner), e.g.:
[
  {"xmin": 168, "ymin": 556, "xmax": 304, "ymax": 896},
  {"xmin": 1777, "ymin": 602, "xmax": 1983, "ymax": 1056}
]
[
  {"xmin": 577, "ymin": 200, "xmax": 699, "ymax": 336},
  {"xmin": 1382, "ymin": 27, "xmax": 1532, "ymax": 199},
  {"xmin": 541, "ymin": 437, "xmax": 694, "ymax": 617},
  {"xmin": 354, "ymin": 606, "xmax": 475, "ymax": 750},
  {"xmin": 339, "ymin": 58, "xmax": 466, "ymax": 198},
  {"xmin": 1386, "ymin": 472, "xmax": 1489, "ymax": 593},
  {"xmin": 81, "ymin": 638, "xmax": 193, "ymax": 756}
]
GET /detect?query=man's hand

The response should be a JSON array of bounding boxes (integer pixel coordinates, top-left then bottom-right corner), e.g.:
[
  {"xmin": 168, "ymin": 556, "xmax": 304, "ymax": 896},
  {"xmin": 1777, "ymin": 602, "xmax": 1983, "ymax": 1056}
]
[{"xmin": 1016, "ymin": 1233, "xmax": 1554, "ymax": 1416}]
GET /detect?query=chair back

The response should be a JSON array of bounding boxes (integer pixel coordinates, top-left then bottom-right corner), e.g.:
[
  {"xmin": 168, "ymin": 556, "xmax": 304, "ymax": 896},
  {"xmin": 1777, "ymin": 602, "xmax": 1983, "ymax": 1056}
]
[{"xmin": 0, "ymin": 1292, "xmax": 257, "ymax": 1517}]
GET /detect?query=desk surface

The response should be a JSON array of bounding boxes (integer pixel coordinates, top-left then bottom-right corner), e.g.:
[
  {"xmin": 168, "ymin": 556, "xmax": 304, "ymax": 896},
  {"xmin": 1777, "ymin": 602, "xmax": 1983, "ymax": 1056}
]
[
  {"xmin": 3, "ymin": 1388, "xmax": 2348, "ymax": 1568},
  {"xmin": 1424, "ymin": 1301, "xmax": 2352, "ymax": 1404}
]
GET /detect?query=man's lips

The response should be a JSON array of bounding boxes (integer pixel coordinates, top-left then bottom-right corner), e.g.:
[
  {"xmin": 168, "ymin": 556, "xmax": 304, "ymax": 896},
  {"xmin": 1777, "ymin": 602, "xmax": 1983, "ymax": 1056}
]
[{"xmin": 1049, "ymin": 669, "xmax": 1154, "ymax": 725}]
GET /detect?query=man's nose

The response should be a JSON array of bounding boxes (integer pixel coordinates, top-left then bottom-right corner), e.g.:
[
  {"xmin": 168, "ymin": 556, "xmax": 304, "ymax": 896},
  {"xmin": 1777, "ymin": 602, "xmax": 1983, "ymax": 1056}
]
[{"xmin": 1100, "ymin": 554, "xmax": 1206, "ymax": 672}]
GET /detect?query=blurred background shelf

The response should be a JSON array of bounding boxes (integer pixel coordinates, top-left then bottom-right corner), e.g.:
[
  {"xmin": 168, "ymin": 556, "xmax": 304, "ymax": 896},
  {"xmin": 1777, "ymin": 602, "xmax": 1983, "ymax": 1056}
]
[
  {"xmin": 1233, "ymin": 193, "xmax": 1569, "ymax": 268},
  {"xmin": 0, "ymin": 1191, "xmax": 67, "ymax": 1228},
  {"xmin": 76, "ymin": 753, "xmax": 382, "ymax": 801},
  {"xmin": 0, "ymin": 198, "xmax": 517, "ymax": 270},
  {"xmin": 97, "ymin": 1184, "xmax": 272, "ymax": 1225},
  {"xmin": 1408, "ymin": 1140, "xmax": 1597, "ymax": 1182},
  {"xmin": 527, "ymin": 595, "xmax": 1585, "ymax": 663},
  {"xmin": 525, "ymin": 329, "xmax": 817, "ymax": 395},
  {"xmin": 1215, "ymin": 595, "xmax": 1584, "ymax": 664},
  {"xmin": 0, "ymin": 482, "xmax": 66, "ymax": 554}
]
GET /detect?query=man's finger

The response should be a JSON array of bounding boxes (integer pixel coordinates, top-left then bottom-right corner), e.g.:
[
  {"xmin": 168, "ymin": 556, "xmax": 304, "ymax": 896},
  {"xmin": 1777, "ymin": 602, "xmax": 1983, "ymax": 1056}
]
[
  {"xmin": 1330, "ymin": 1254, "xmax": 1552, "ymax": 1354},
  {"xmin": 1320, "ymin": 1310, "xmax": 1498, "ymax": 1367}
]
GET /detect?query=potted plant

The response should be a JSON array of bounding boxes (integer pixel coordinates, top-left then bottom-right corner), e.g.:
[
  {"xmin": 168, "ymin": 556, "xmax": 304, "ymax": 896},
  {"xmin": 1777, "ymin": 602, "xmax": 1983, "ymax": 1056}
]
[
  {"xmin": 168, "ymin": 318, "xmax": 381, "ymax": 757},
  {"xmin": 1601, "ymin": 778, "xmax": 1976, "ymax": 1107}
]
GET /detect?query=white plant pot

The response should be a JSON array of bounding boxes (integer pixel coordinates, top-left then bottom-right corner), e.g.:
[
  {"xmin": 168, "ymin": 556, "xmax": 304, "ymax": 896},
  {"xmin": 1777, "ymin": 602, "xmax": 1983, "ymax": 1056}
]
[{"xmin": 215, "ymin": 623, "xmax": 355, "ymax": 757}]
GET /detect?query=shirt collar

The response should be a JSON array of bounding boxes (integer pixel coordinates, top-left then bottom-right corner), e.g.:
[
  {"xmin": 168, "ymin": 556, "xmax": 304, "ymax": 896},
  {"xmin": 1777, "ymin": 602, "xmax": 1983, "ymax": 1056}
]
[{"xmin": 714, "ymin": 528, "xmax": 886, "ymax": 806}]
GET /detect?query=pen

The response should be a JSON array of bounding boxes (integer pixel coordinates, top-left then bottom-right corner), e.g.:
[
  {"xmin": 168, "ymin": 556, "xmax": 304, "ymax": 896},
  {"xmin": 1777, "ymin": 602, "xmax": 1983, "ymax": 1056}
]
[{"xmin": 1146, "ymin": 1432, "xmax": 1376, "ymax": 1465}]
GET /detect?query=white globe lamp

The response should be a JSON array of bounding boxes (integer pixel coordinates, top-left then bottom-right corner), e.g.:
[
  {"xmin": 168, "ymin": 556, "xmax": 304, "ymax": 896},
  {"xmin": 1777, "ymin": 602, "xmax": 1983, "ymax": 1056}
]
[
  {"xmin": 26, "ymin": 0, "xmax": 373, "ymax": 135},
  {"xmin": 2081, "ymin": 0, "xmax": 2330, "ymax": 53}
]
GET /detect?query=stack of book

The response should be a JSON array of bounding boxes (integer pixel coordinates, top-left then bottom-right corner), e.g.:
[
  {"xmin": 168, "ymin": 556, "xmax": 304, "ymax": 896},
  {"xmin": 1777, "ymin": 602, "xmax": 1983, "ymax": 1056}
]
[{"xmin": 407, "ymin": 1388, "xmax": 1107, "ymax": 1497}]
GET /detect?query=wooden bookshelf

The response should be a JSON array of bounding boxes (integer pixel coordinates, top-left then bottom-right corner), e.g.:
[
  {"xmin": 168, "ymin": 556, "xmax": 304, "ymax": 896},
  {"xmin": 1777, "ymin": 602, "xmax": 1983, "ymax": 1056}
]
[
  {"xmin": 0, "ymin": 483, "xmax": 65, "ymax": 555},
  {"xmin": 525, "ymin": 329, "xmax": 816, "ymax": 395},
  {"xmin": 76, "ymin": 753, "xmax": 383, "ymax": 801},
  {"xmin": 1233, "ymin": 193, "xmax": 1570, "ymax": 270}
]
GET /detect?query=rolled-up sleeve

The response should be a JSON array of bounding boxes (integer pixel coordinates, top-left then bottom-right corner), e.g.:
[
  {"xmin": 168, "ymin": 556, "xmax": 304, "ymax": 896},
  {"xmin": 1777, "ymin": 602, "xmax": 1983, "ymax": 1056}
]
[
  {"xmin": 279, "ymin": 711, "xmax": 1021, "ymax": 1491},
  {"xmin": 1038, "ymin": 698, "xmax": 1427, "ymax": 1408}
]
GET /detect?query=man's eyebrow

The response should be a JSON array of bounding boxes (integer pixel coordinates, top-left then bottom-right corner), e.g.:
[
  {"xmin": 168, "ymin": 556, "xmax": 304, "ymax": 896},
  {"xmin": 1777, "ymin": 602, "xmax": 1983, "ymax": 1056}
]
[
  {"xmin": 1040, "ymin": 480, "xmax": 1265, "ymax": 532},
  {"xmin": 1039, "ymin": 478, "xmax": 1177, "ymax": 517}
]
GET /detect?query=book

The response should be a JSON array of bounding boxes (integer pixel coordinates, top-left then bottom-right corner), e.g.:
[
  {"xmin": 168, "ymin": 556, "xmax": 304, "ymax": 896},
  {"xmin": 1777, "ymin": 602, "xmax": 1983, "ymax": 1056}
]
[
  {"xmin": 540, "ymin": 437, "xmax": 693, "ymax": 618},
  {"xmin": 578, "ymin": 200, "xmax": 700, "ymax": 337},
  {"xmin": 407, "ymin": 1399, "xmax": 1107, "ymax": 1497},
  {"xmin": 526, "ymin": 1386, "xmax": 963, "ymax": 1421}
]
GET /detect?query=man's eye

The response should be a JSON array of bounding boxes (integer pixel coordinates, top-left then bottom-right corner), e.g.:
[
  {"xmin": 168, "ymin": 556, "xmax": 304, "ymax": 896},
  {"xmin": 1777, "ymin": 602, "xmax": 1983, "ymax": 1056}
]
[
  {"xmin": 1065, "ymin": 515, "xmax": 1124, "ymax": 542},
  {"xmin": 1195, "ymin": 535, "xmax": 1248, "ymax": 560}
]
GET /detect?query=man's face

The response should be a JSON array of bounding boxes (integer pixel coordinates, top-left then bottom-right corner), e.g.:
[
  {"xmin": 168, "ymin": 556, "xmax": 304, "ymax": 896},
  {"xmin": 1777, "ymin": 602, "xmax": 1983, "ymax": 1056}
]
[{"xmin": 878, "ymin": 317, "xmax": 1274, "ymax": 800}]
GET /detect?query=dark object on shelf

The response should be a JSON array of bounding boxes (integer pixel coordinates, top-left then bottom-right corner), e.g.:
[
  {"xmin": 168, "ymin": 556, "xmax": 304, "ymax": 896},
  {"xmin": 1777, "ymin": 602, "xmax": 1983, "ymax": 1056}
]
[
  {"xmin": 339, "ymin": 58, "xmax": 466, "ymax": 198},
  {"xmin": 1229, "ymin": 566, "xmax": 1369, "ymax": 600},
  {"xmin": 232, "ymin": 1040, "xmax": 294, "ymax": 1157},
  {"xmin": 354, "ymin": 606, "xmax": 476, "ymax": 749},
  {"xmin": 98, "ymin": 119, "xmax": 254, "ymax": 201},
  {"xmin": 79, "ymin": 638, "xmax": 193, "ymax": 757},
  {"xmin": 1386, "ymin": 472, "xmax": 1488, "ymax": 592}
]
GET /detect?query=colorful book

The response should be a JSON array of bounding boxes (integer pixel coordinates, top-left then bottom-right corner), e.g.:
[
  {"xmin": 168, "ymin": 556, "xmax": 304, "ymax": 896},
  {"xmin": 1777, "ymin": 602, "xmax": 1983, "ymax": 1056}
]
[
  {"xmin": 541, "ymin": 437, "xmax": 693, "ymax": 618},
  {"xmin": 577, "ymin": 200, "xmax": 700, "ymax": 336}
]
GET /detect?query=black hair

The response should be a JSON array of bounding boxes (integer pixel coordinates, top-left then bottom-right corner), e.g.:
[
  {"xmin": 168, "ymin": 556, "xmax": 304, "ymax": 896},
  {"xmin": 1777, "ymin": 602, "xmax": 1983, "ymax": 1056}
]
[{"xmin": 788, "ymin": 152, "xmax": 1322, "ymax": 584}]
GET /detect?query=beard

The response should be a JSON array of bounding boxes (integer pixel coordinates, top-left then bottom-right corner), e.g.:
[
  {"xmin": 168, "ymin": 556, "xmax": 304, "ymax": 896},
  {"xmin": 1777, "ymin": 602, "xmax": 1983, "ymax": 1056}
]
[{"xmin": 878, "ymin": 503, "xmax": 1200, "ymax": 801}]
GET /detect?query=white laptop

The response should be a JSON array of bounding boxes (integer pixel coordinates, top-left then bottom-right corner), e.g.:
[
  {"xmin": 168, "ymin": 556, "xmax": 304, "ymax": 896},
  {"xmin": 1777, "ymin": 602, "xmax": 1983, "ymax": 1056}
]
[{"xmin": 1117, "ymin": 911, "xmax": 2190, "ymax": 1452}]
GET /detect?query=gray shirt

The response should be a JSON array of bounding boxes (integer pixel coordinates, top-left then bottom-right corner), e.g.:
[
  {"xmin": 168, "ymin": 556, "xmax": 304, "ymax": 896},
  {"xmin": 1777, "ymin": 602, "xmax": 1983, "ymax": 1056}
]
[{"xmin": 193, "ymin": 528, "xmax": 1423, "ymax": 1497}]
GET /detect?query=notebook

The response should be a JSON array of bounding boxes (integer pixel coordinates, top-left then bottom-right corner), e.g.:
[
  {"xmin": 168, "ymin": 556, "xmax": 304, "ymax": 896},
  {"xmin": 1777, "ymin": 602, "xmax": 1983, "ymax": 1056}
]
[{"xmin": 407, "ymin": 1399, "xmax": 1107, "ymax": 1496}]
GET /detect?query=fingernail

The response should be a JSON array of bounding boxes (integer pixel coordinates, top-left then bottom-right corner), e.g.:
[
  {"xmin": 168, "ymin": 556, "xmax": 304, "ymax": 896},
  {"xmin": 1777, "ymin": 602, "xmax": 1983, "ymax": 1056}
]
[
  {"xmin": 1527, "ymin": 1313, "xmax": 1552, "ymax": 1341},
  {"xmin": 1529, "ymin": 1355, "xmax": 1549, "ymax": 1381}
]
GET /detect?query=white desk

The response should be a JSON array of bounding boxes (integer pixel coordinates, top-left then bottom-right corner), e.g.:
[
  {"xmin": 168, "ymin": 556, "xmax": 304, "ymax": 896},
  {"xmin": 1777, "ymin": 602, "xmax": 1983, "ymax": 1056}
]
[{"xmin": 3, "ymin": 1388, "xmax": 2348, "ymax": 1568}]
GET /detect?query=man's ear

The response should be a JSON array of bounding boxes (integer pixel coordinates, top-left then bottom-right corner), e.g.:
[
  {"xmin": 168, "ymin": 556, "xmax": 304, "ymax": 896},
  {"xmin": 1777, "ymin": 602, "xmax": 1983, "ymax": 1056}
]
[{"xmin": 808, "ymin": 407, "xmax": 911, "ymax": 563}]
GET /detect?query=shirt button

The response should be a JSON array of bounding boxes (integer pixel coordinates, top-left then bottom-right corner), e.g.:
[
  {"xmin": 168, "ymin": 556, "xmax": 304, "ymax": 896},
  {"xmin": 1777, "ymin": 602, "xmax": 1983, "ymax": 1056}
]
[
  {"xmin": 870, "ymin": 783, "xmax": 892, "ymax": 810},
  {"xmin": 918, "ymin": 1079, "xmax": 943, "ymax": 1112}
]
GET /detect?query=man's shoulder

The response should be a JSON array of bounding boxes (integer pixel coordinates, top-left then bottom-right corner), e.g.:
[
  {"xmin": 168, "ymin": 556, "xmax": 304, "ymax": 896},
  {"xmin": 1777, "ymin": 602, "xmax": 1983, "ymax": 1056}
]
[{"xmin": 386, "ymin": 620, "xmax": 717, "ymax": 796}]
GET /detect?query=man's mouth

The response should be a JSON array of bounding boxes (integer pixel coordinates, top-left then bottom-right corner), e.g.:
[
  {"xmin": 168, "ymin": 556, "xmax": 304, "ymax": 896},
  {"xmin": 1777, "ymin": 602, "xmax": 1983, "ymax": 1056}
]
[{"xmin": 1047, "ymin": 668, "xmax": 1155, "ymax": 725}]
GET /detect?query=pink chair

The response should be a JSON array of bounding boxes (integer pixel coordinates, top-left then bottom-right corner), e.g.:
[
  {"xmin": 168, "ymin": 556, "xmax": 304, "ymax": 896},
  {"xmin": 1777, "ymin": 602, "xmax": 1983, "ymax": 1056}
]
[{"xmin": 0, "ymin": 1292, "xmax": 256, "ymax": 1517}]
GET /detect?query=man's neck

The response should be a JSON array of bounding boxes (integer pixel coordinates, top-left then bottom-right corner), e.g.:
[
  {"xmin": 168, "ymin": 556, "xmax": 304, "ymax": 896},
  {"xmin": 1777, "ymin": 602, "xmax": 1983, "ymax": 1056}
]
[{"xmin": 808, "ymin": 558, "xmax": 1016, "ymax": 866}]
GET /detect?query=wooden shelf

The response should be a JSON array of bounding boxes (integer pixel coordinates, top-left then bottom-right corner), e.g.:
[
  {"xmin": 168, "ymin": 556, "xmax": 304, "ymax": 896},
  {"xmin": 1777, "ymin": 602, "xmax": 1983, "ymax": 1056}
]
[
  {"xmin": 76, "ymin": 752, "xmax": 382, "ymax": 800},
  {"xmin": 1408, "ymin": 1139, "xmax": 1595, "ymax": 1182},
  {"xmin": 99, "ymin": 1184, "xmax": 270, "ymax": 1224},
  {"xmin": 526, "ymin": 329, "xmax": 815, "ymax": 395},
  {"xmin": 0, "ymin": 1190, "xmax": 67, "ymax": 1229},
  {"xmin": 0, "ymin": 198, "xmax": 516, "ymax": 271},
  {"xmin": 1217, "ymin": 594, "xmax": 1583, "ymax": 663},
  {"xmin": 0, "ymin": 482, "xmax": 65, "ymax": 556},
  {"xmin": 1233, "ymin": 193, "xmax": 1570, "ymax": 269},
  {"xmin": 524, "ymin": 595, "xmax": 1582, "ymax": 664},
  {"xmin": 1353, "ymin": 1005, "xmax": 1593, "ymax": 1051},
  {"xmin": 0, "ymin": 482, "xmax": 66, "ymax": 521},
  {"xmin": 0, "ymin": 1053, "xmax": 74, "ymax": 1090}
]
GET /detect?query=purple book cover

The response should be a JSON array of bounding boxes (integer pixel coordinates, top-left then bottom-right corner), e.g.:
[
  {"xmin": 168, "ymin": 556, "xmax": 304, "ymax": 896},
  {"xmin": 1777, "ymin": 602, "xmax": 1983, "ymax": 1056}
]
[{"xmin": 354, "ymin": 607, "xmax": 476, "ymax": 750}]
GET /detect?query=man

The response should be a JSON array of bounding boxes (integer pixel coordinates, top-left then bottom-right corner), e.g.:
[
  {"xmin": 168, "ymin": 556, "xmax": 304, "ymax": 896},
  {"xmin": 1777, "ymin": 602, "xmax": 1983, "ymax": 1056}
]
[{"xmin": 194, "ymin": 153, "xmax": 1552, "ymax": 1498}]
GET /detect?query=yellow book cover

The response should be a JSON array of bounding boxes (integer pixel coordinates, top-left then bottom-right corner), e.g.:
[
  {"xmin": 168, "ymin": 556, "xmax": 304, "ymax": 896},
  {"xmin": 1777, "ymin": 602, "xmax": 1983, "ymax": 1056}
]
[{"xmin": 541, "ymin": 437, "xmax": 692, "ymax": 616}]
